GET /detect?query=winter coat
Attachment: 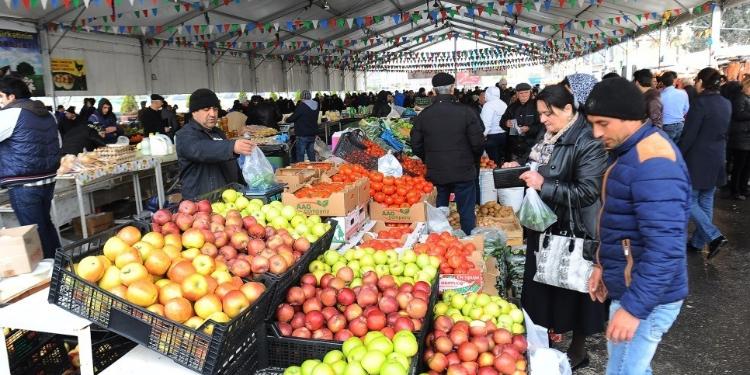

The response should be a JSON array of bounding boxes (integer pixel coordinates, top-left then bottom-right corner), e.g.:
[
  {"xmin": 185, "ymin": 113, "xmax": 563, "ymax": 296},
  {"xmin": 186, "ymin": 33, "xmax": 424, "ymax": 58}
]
[
  {"xmin": 88, "ymin": 99, "xmax": 121, "ymax": 144},
  {"xmin": 140, "ymin": 107, "xmax": 167, "ymax": 136},
  {"xmin": 480, "ymin": 87, "xmax": 507, "ymax": 136},
  {"xmin": 535, "ymin": 114, "xmax": 606, "ymax": 235},
  {"xmin": 175, "ymin": 120, "xmax": 242, "ymax": 200},
  {"xmin": 599, "ymin": 123, "xmax": 690, "ymax": 319},
  {"xmin": 287, "ymin": 101, "xmax": 319, "ymax": 137},
  {"xmin": 679, "ymin": 91, "xmax": 732, "ymax": 189},
  {"xmin": 410, "ymin": 94, "xmax": 485, "ymax": 184},
  {"xmin": 729, "ymin": 94, "xmax": 750, "ymax": 151},
  {"xmin": 249, "ymin": 102, "xmax": 282, "ymax": 128},
  {"xmin": 501, "ymin": 99, "xmax": 542, "ymax": 162},
  {"xmin": 643, "ymin": 88, "xmax": 663, "ymax": 128},
  {"xmin": 0, "ymin": 99, "xmax": 61, "ymax": 187},
  {"xmin": 61, "ymin": 124, "xmax": 106, "ymax": 155}
]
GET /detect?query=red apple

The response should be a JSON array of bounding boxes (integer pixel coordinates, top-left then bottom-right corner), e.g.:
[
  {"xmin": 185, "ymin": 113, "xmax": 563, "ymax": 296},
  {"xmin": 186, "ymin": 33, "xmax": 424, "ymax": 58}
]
[
  {"xmin": 356, "ymin": 286, "xmax": 378, "ymax": 307},
  {"xmin": 219, "ymin": 246, "xmax": 238, "ymax": 260},
  {"xmin": 286, "ymin": 286, "xmax": 305, "ymax": 305},
  {"xmin": 291, "ymin": 327, "xmax": 311, "ymax": 338},
  {"xmin": 428, "ymin": 352, "xmax": 448, "ymax": 373},
  {"xmin": 304, "ymin": 310, "xmax": 325, "ymax": 331},
  {"xmin": 343, "ymin": 304, "xmax": 363, "ymax": 321},
  {"xmin": 457, "ymin": 342, "xmax": 479, "ymax": 362},
  {"xmin": 434, "ymin": 315, "xmax": 454, "ymax": 332},
  {"xmin": 493, "ymin": 329, "xmax": 512, "ymax": 345},
  {"xmin": 348, "ymin": 316, "xmax": 368, "ymax": 337},
  {"xmin": 394, "ymin": 316, "xmax": 415, "ymax": 332},
  {"xmin": 365, "ymin": 309, "xmax": 386, "ymax": 331},
  {"xmin": 277, "ymin": 322, "xmax": 293, "ymax": 336},
  {"xmin": 406, "ymin": 298, "xmax": 428, "ymax": 319},
  {"xmin": 229, "ymin": 259, "xmax": 251, "ymax": 277},
  {"xmin": 300, "ymin": 273, "xmax": 317, "ymax": 286},
  {"xmin": 336, "ymin": 288, "xmax": 356, "ymax": 306},
  {"xmin": 396, "ymin": 292, "xmax": 413, "ymax": 310},
  {"xmin": 276, "ymin": 303, "xmax": 295, "ymax": 322},
  {"xmin": 320, "ymin": 288, "xmax": 337, "ymax": 307},
  {"xmin": 179, "ymin": 200, "xmax": 197, "ymax": 215},
  {"xmin": 512, "ymin": 335, "xmax": 528, "ymax": 353},
  {"xmin": 327, "ymin": 314, "xmax": 347, "ymax": 333},
  {"xmin": 301, "ymin": 284, "xmax": 316, "ymax": 300},
  {"xmin": 494, "ymin": 354, "xmax": 516, "ymax": 374},
  {"xmin": 250, "ymin": 256, "xmax": 269, "ymax": 274},
  {"xmin": 434, "ymin": 335, "xmax": 453, "ymax": 354},
  {"xmin": 334, "ymin": 329, "xmax": 353, "ymax": 341},
  {"xmin": 302, "ymin": 298, "xmax": 322, "ymax": 313},
  {"xmin": 152, "ymin": 209, "xmax": 172, "ymax": 225},
  {"xmin": 290, "ymin": 312, "xmax": 306, "ymax": 329}
]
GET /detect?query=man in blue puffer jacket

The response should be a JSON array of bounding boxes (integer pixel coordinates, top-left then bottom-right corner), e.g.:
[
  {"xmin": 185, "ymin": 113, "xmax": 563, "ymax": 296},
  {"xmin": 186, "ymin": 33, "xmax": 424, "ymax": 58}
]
[
  {"xmin": 0, "ymin": 76, "xmax": 62, "ymax": 258},
  {"xmin": 585, "ymin": 78, "xmax": 691, "ymax": 375}
]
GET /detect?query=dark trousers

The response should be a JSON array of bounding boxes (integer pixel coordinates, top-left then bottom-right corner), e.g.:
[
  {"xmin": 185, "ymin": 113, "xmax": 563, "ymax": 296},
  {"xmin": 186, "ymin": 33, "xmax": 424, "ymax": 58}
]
[
  {"xmin": 485, "ymin": 133, "xmax": 507, "ymax": 165},
  {"xmin": 294, "ymin": 136, "xmax": 316, "ymax": 162},
  {"xmin": 730, "ymin": 149, "xmax": 750, "ymax": 195},
  {"xmin": 8, "ymin": 183, "xmax": 61, "ymax": 259},
  {"xmin": 436, "ymin": 180, "xmax": 477, "ymax": 235}
]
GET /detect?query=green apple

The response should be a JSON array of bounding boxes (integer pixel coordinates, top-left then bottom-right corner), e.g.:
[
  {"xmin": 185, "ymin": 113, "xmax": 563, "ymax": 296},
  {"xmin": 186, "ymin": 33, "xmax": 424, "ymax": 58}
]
[
  {"xmin": 419, "ymin": 266, "xmax": 438, "ymax": 279},
  {"xmin": 272, "ymin": 216, "xmax": 288, "ymax": 228},
  {"xmin": 360, "ymin": 254, "xmax": 375, "ymax": 267},
  {"xmin": 375, "ymin": 264, "xmax": 390, "ymax": 277},
  {"xmin": 270, "ymin": 201, "xmax": 283, "ymax": 209},
  {"xmin": 309, "ymin": 260, "xmax": 327, "ymax": 272},
  {"xmin": 443, "ymin": 290, "xmax": 457, "ymax": 302},
  {"xmin": 461, "ymin": 303, "xmax": 473, "ymax": 317},
  {"xmin": 221, "ymin": 189, "xmax": 238, "ymax": 203},
  {"xmin": 450, "ymin": 294, "xmax": 466, "ymax": 309},
  {"xmin": 291, "ymin": 215, "xmax": 307, "ymax": 228},
  {"xmin": 468, "ymin": 307, "xmax": 482, "ymax": 320},
  {"xmin": 313, "ymin": 223, "xmax": 328, "ymax": 237},
  {"xmin": 313, "ymin": 270, "xmax": 326, "ymax": 283},
  {"xmin": 347, "ymin": 345, "xmax": 368, "ymax": 363},
  {"xmin": 250, "ymin": 198, "xmax": 264, "ymax": 207},
  {"xmin": 349, "ymin": 277, "xmax": 362, "ymax": 288},
  {"xmin": 379, "ymin": 361, "xmax": 407, "ymax": 375},
  {"xmin": 497, "ymin": 315, "xmax": 513, "ymax": 330},
  {"xmin": 403, "ymin": 263, "xmax": 419, "ymax": 277},
  {"xmin": 331, "ymin": 360, "xmax": 347, "ymax": 375},
  {"xmin": 304, "ymin": 233, "xmax": 319, "ymax": 243},
  {"xmin": 466, "ymin": 293, "xmax": 478, "ymax": 305},
  {"xmin": 284, "ymin": 366, "xmax": 302, "ymax": 375},
  {"xmin": 392, "ymin": 330, "xmax": 418, "ymax": 357},
  {"xmin": 211, "ymin": 202, "xmax": 226, "ymax": 213},
  {"xmin": 360, "ymin": 351, "xmax": 386, "ymax": 375},
  {"xmin": 281, "ymin": 205, "xmax": 297, "ymax": 220},
  {"xmin": 332, "ymin": 261, "xmax": 347, "ymax": 275},
  {"xmin": 295, "ymin": 224, "xmax": 310, "ymax": 236},
  {"xmin": 366, "ymin": 336, "xmax": 394, "ymax": 355},
  {"xmin": 415, "ymin": 253, "xmax": 431, "ymax": 268},
  {"xmin": 484, "ymin": 302, "xmax": 501, "ymax": 317},
  {"xmin": 324, "ymin": 350, "xmax": 345, "ymax": 364},
  {"xmin": 385, "ymin": 250, "xmax": 399, "ymax": 264},
  {"xmin": 363, "ymin": 331, "xmax": 385, "ymax": 346},
  {"xmin": 235, "ymin": 196, "xmax": 250, "ymax": 209},
  {"xmin": 307, "ymin": 215, "xmax": 322, "ymax": 224},
  {"xmin": 398, "ymin": 276, "xmax": 413, "ymax": 285},
  {"xmin": 428, "ymin": 256, "xmax": 441, "ymax": 268},
  {"xmin": 342, "ymin": 337, "xmax": 364, "ymax": 357},
  {"xmin": 451, "ymin": 313, "xmax": 465, "ymax": 322},
  {"xmin": 445, "ymin": 308, "xmax": 460, "ymax": 317},
  {"xmin": 373, "ymin": 251, "xmax": 388, "ymax": 265},
  {"xmin": 261, "ymin": 205, "xmax": 272, "ymax": 215},
  {"xmin": 476, "ymin": 293, "xmax": 491, "ymax": 307},
  {"xmin": 311, "ymin": 363, "xmax": 335, "ymax": 375},
  {"xmin": 400, "ymin": 249, "xmax": 417, "ymax": 263},
  {"xmin": 498, "ymin": 300, "xmax": 511, "ymax": 314},
  {"xmin": 434, "ymin": 302, "xmax": 449, "ymax": 316},
  {"xmin": 386, "ymin": 352, "xmax": 410, "ymax": 370},
  {"xmin": 323, "ymin": 250, "xmax": 341, "ymax": 266},
  {"xmin": 415, "ymin": 271, "xmax": 433, "ymax": 284},
  {"xmin": 388, "ymin": 263, "xmax": 404, "ymax": 276},
  {"xmin": 344, "ymin": 251, "xmax": 356, "ymax": 262},
  {"xmin": 364, "ymin": 248, "xmax": 375, "ymax": 255},
  {"xmin": 342, "ymin": 362, "xmax": 367, "ymax": 375},
  {"xmin": 360, "ymin": 265, "xmax": 375, "ymax": 275},
  {"xmin": 352, "ymin": 248, "xmax": 365, "ymax": 260},
  {"xmin": 509, "ymin": 308, "xmax": 524, "ymax": 323},
  {"xmin": 511, "ymin": 322, "xmax": 526, "ymax": 334},
  {"xmin": 301, "ymin": 359, "xmax": 321, "ymax": 375}
]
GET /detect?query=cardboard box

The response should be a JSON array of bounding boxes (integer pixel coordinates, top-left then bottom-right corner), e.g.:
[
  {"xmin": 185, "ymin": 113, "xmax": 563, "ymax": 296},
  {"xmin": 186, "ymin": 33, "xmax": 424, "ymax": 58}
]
[
  {"xmin": 275, "ymin": 168, "xmax": 318, "ymax": 192},
  {"xmin": 368, "ymin": 188, "xmax": 437, "ymax": 223},
  {"xmin": 331, "ymin": 205, "xmax": 369, "ymax": 245},
  {"xmin": 360, "ymin": 221, "xmax": 425, "ymax": 248},
  {"xmin": 437, "ymin": 235, "xmax": 486, "ymax": 293},
  {"xmin": 282, "ymin": 178, "xmax": 365, "ymax": 217},
  {"xmin": 0, "ymin": 225, "xmax": 43, "ymax": 277},
  {"xmin": 290, "ymin": 162, "xmax": 338, "ymax": 178},
  {"xmin": 72, "ymin": 212, "xmax": 114, "ymax": 237},
  {"xmin": 482, "ymin": 257, "xmax": 501, "ymax": 296}
]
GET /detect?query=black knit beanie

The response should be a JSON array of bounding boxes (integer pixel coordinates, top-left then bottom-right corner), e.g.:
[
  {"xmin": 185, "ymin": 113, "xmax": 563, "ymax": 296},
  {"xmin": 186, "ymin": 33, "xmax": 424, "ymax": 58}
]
[
  {"xmin": 584, "ymin": 78, "xmax": 646, "ymax": 121},
  {"xmin": 189, "ymin": 88, "xmax": 220, "ymax": 113}
]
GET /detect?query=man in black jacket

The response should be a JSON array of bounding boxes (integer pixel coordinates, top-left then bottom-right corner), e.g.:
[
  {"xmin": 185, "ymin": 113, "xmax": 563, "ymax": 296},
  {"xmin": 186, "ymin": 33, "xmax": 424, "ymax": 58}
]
[
  {"xmin": 288, "ymin": 90, "xmax": 320, "ymax": 162},
  {"xmin": 140, "ymin": 94, "xmax": 169, "ymax": 135},
  {"xmin": 500, "ymin": 83, "xmax": 541, "ymax": 162},
  {"xmin": 175, "ymin": 88, "xmax": 255, "ymax": 200},
  {"xmin": 411, "ymin": 73, "xmax": 485, "ymax": 235}
]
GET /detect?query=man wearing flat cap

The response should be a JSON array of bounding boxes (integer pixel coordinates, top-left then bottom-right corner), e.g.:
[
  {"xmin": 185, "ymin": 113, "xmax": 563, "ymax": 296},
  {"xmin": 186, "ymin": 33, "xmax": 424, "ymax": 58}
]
[
  {"xmin": 410, "ymin": 73, "xmax": 485, "ymax": 235},
  {"xmin": 500, "ymin": 82, "xmax": 541, "ymax": 162},
  {"xmin": 175, "ymin": 88, "xmax": 256, "ymax": 200},
  {"xmin": 139, "ymin": 94, "xmax": 170, "ymax": 136}
]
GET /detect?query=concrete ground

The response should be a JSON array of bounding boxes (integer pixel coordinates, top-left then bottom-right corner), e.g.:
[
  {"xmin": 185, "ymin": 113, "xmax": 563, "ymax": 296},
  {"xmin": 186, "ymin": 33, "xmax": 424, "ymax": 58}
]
[{"xmin": 555, "ymin": 195, "xmax": 750, "ymax": 374}]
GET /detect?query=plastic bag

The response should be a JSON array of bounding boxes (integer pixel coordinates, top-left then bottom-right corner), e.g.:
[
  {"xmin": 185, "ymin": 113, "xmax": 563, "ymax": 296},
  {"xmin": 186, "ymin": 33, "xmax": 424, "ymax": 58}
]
[
  {"xmin": 426, "ymin": 203, "xmax": 452, "ymax": 233},
  {"xmin": 314, "ymin": 137, "xmax": 332, "ymax": 160},
  {"xmin": 518, "ymin": 187, "xmax": 557, "ymax": 232},
  {"xmin": 241, "ymin": 147, "xmax": 275, "ymax": 190},
  {"xmin": 497, "ymin": 187, "xmax": 524, "ymax": 212},
  {"xmin": 377, "ymin": 151, "xmax": 403, "ymax": 177}
]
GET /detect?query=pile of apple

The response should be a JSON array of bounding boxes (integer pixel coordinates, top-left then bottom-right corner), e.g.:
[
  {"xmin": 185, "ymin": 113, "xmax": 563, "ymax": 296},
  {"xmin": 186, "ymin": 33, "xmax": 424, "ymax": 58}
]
[
  {"xmin": 283, "ymin": 333, "xmax": 419, "ymax": 375},
  {"xmin": 150, "ymin": 198, "xmax": 331, "ymax": 279},
  {"xmin": 309, "ymin": 248, "xmax": 440, "ymax": 286},
  {"xmin": 74, "ymin": 226, "xmax": 266, "ymax": 332},
  {"xmin": 434, "ymin": 292, "xmax": 525, "ymax": 335},
  {"xmin": 275, "ymin": 267, "xmax": 433, "ymax": 342},
  {"xmin": 423, "ymin": 316, "xmax": 527, "ymax": 375}
]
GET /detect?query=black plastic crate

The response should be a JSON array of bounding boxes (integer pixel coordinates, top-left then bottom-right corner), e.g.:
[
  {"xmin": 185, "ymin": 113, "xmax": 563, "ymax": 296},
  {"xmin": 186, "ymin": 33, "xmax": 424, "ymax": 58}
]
[
  {"xmin": 10, "ymin": 334, "xmax": 71, "ymax": 374},
  {"xmin": 89, "ymin": 330, "xmax": 138, "ymax": 373},
  {"xmin": 332, "ymin": 129, "xmax": 378, "ymax": 170},
  {"xmin": 47, "ymin": 222, "xmax": 273, "ymax": 375},
  {"xmin": 6, "ymin": 329, "xmax": 46, "ymax": 367},
  {"xmin": 260, "ymin": 219, "xmax": 336, "ymax": 322}
]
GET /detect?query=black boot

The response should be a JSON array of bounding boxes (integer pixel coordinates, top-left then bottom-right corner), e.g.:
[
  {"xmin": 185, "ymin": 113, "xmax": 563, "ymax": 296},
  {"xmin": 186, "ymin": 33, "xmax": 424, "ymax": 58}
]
[{"xmin": 707, "ymin": 236, "xmax": 728, "ymax": 259}]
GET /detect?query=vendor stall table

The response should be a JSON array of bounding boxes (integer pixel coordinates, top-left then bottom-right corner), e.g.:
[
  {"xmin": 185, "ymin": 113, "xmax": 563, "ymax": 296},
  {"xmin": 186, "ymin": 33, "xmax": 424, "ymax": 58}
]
[
  {"xmin": 100, "ymin": 345, "xmax": 197, "ymax": 374},
  {"xmin": 0, "ymin": 288, "xmax": 97, "ymax": 375}
]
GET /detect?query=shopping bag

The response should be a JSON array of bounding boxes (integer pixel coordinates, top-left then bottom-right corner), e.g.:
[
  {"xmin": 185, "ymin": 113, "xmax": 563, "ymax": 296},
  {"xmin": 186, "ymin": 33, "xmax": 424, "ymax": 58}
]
[
  {"xmin": 377, "ymin": 151, "xmax": 403, "ymax": 177},
  {"xmin": 426, "ymin": 203, "xmax": 452, "ymax": 233},
  {"xmin": 314, "ymin": 136, "xmax": 332, "ymax": 160},
  {"xmin": 524, "ymin": 309, "xmax": 572, "ymax": 375},
  {"xmin": 518, "ymin": 187, "xmax": 557, "ymax": 232},
  {"xmin": 241, "ymin": 147, "xmax": 275, "ymax": 190}
]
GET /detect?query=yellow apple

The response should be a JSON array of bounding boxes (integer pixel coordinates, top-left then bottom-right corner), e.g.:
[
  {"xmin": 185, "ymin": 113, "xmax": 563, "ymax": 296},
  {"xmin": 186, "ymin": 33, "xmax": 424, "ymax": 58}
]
[
  {"xmin": 221, "ymin": 290, "xmax": 250, "ymax": 318},
  {"xmin": 103, "ymin": 237, "xmax": 130, "ymax": 262},
  {"xmin": 194, "ymin": 294, "xmax": 223, "ymax": 319},
  {"xmin": 211, "ymin": 270, "xmax": 232, "ymax": 285},
  {"xmin": 77, "ymin": 256, "xmax": 105, "ymax": 283},
  {"xmin": 132, "ymin": 241, "xmax": 156, "ymax": 260},
  {"xmin": 164, "ymin": 234, "xmax": 182, "ymax": 249},
  {"xmin": 203, "ymin": 311, "xmax": 231, "ymax": 335},
  {"xmin": 192, "ymin": 255, "xmax": 216, "ymax": 276},
  {"xmin": 97, "ymin": 255, "xmax": 112, "ymax": 269},
  {"xmin": 119, "ymin": 263, "xmax": 149, "ymax": 286},
  {"xmin": 115, "ymin": 248, "xmax": 143, "ymax": 269},
  {"xmin": 155, "ymin": 278, "xmax": 172, "ymax": 288},
  {"xmin": 98, "ymin": 265, "xmax": 123, "ymax": 290},
  {"xmin": 184, "ymin": 316, "xmax": 204, "ymax": 330},
  {"xmin": 146, "ymin": 303, "xmax": 165, "ymax": 316},
  {"xmin": 181, "ymin": 248, "xmax": 201, "ymax": 260},
  {"xmin": 181, "ymin": 273, "xmax": 209, "ymax": 302},
  {"xmin": 125, "ymin": 279, "xmax": 158, "ymax": 307},
  {"xmin": 117, "ymin": 226, "xmax": 142, "ymax": 246},
  {"xmin": 142, "ymin": 232, "xmax": 165, "ymax": 249},
  {"xmin": 163, "ymin": 244, "xmax": 182, "ymax": 260},
  {"xmin": 164, "ymin": 297, "xmax": 194, "ymax": 323},
  {"xmin": 145, "ymin": 249, "xmax": 171, "ymax": 276},
  {"xmin": 158, "ymin": 281, "xmax": 183, "ymax": 305}
]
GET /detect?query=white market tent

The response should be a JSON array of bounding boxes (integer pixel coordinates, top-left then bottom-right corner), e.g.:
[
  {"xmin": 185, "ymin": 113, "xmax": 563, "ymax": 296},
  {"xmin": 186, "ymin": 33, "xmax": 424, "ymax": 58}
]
[{"xmin": 0, "ymin": 0, "xmax": 744, "ymax": 97}]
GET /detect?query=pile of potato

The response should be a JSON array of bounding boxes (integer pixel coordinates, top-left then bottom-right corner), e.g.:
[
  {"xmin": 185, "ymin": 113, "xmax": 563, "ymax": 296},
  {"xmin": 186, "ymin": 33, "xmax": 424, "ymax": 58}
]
[
  {"xmin": 448, "ymin": 202, "xmax": 516, "ymax": 229},
  {"xmin": 478, "ymin": 201, "xmax": 514, "ymax": 219}
]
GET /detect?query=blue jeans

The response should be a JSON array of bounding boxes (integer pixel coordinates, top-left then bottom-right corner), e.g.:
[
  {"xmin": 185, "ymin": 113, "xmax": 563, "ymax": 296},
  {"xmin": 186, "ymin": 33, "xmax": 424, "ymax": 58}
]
[
  {"xmin": 295, "ymin": 136, "xmax": 316, "ymax": 162},
  {"xmin": 8, "ymin": 183, "xmax": 61, "ymax": 259},
  {"xmin": 485, "ymin": 133, "xmax": 507, "ymax": 165},
  {"xmin": 689, "ymin": 187, "xmax": 722, "ymax": 248},
  {"xmin": 662, "ymin": 122, "xmax": 684, "ymax": 144},
  {"xmin": 436, "ymin": 180, "xmax": 477, "ymax": 235},
  {"xmin": 607, "ymin": 299, "xmax": 683, "ymax": 375}
]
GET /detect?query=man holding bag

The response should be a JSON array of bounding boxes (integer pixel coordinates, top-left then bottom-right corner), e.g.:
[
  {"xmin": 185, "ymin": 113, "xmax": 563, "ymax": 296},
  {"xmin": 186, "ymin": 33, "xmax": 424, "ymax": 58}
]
[
  {"xmin": 586, "ymin": 78, "xmax": 690, "ymax": 375},
  {"xmin": 176, "ymin": 88, "xmax": 255, "ymax": 200}
]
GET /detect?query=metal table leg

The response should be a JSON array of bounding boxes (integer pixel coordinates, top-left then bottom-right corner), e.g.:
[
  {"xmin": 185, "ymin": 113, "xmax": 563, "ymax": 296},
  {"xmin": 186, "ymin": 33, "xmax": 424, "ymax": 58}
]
[
  {"xmin": 50, "ymin": 197, "xmax": 62, "ymax": 243},
  {"xmin": 77, "ymin": 326, "xmax": 94, "ymax": 375},
  {"xmin": 132, "ymin": 172, "xmax": 143, "ymax": 214},
  {"xmin": 154, "ymin": 160, "xmax": 165, "ymax": 209},
  {"xmin": 75, "ymin": 179, "xmax": 88, "ymax": 239}
]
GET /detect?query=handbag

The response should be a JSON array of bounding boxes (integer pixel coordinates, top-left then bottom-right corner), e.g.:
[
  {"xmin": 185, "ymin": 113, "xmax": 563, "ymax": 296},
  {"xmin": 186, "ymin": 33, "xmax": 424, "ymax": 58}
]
[{"xmin": 532, "ymin": 137, "xmax": 598, "ymax": 293}]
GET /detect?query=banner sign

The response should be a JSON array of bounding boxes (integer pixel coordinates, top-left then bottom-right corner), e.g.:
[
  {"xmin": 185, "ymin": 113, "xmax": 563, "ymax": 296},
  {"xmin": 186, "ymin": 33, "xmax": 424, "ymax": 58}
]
[
  {"xmin": 0, "ymin": 29, "xmax": 45, "ymax": 96},
  {"xmin": 51, "ymin": 58, "xmax": 88, "ymax": 91}
]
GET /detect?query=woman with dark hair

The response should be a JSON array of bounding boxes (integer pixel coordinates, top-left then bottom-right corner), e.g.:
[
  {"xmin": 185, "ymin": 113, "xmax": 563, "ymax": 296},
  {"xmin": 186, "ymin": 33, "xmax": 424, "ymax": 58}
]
[
  {"xmin": 680, "ymin": 67, "xmax": 732, "ymax": 259},
  {"xmin": 501, "ymin": 84, "xmax": 607, "ymax": 369},
  {"xmin": 728, "ymin": 78, "xmax": 750, "ymax": 200},
  {"xmin": 371, "ymin": 90, "xmax": 394, "ymax": 118},
  {"xmin": 88, "ymin": 98, "xmax": 122, "ymax": 144}
]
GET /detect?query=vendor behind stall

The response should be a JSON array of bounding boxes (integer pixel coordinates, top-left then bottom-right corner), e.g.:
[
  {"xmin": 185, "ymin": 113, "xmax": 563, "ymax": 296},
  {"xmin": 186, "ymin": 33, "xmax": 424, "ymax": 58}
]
[
  {"xmin": 176, "ymin": 88, "xmax": 256, "ymax": 200},
  {"xmin": 287, "ymin": 90, "xmax": 320, "ymax": 162},
  {"xmin": 0, "ymin": 75, "xmax": 61, "ymax": 258},
  {"xmin": 88, "ymin": 98, "xmax": 122, "ymax": 144},
  {"xmin": 140, "ymin": 94, "xmax": 169, "ymax": 136}
]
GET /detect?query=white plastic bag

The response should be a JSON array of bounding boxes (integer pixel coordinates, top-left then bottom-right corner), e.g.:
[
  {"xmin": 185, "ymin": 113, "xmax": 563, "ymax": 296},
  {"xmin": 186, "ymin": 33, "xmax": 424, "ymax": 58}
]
[
  {"xmin": 426, "ymin": 203, "xmax": 452, "ymax": 233},
  {"xmin": 497, "ymin": 187, "xmax": 524, "ymax": 212},
  {"xmin": 518, "ymin": 187, "xmax": 557, "ymax": 232},
  {"xmin": 377, "ymin": 150, "xmax": 403, "ymax": 177},
  {"xmin": 241, "ymin": 147, "xmax": 275, "ymax": 190},
  {"xmin": 479, "ymin": 169, "xmax": 497, "ymax": 205},
  {"xmin": 524, "ymin": 309, "xmax": 572, "ymax": 375},
  {"xmin": 314, "ymin": 136, "xmax": 332, "ymax": 160}
]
